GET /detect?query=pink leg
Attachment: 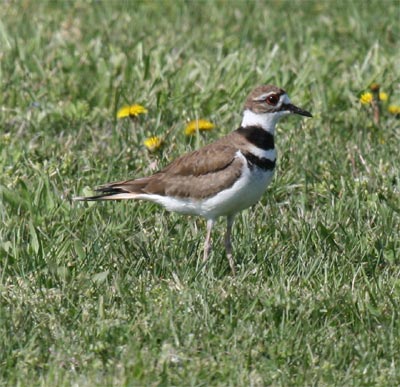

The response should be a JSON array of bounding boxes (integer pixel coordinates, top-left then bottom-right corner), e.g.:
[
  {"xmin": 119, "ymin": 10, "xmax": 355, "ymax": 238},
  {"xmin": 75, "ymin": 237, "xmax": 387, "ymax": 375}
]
[
  {"xmin": 225, "ymin": 215, "xmax": 236, "ymax": 275},
  {"xmin": 203, "ymin": 219, "xmax": 215, "ymax": 262}
]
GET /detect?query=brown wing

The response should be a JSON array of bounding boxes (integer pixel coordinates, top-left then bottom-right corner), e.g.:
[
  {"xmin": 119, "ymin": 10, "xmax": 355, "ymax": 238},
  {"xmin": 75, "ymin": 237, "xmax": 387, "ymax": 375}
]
[{"xmin": 96, "ymin": 137, "xmax": 245, "ymax": 200}]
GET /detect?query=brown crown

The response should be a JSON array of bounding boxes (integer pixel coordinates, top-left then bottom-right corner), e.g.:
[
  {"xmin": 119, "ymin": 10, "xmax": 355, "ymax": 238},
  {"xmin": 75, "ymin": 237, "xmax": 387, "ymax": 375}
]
[{"xmin": 244, "ymin": 85, "xmax": 286, "ymax": 113}]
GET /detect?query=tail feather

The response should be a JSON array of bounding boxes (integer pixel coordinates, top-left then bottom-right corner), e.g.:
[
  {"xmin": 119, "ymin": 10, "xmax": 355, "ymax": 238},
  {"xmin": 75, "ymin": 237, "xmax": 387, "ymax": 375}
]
[
  {"xmin": 74, "ymin": 176, "xmax": 159, "ymax": 202},
  {"xmin": 73, "ymin": 184, "xmax": 140, "ymax": 202}
]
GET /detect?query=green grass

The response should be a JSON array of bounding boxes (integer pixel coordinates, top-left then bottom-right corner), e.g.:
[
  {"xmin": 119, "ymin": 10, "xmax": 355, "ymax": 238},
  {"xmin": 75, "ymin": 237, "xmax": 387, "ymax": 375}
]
[{"xmin": 1, "ymin": 0, "xmax": 400, "ymax": 386}]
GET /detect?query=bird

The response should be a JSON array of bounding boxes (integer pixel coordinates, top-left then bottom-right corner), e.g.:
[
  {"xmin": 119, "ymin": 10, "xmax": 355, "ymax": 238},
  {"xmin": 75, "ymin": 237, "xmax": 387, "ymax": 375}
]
[{"xmin": 74, "ymin": 85, "xmax": 312, "ymax": 275}]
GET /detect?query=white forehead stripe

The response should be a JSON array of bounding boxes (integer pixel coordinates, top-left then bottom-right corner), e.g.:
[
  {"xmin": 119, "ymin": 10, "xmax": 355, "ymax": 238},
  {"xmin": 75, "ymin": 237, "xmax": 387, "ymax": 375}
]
[
  {"xmin": 280, "ymin": 94, "xmax": 291, "ymax": 104},
  {"xmin": 253, "ymin": 92, "xmax": 291, "ymax": 105},
  {"xmin": 253, "ymin": 91, "xmax": 279, "ymax": 102}
]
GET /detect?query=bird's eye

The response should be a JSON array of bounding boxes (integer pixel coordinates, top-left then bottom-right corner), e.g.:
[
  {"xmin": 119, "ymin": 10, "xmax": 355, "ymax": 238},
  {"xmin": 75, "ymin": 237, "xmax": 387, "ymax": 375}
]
[{"xmin": 266, "ymin": 94, "xmax": 279, "ymax": 105}]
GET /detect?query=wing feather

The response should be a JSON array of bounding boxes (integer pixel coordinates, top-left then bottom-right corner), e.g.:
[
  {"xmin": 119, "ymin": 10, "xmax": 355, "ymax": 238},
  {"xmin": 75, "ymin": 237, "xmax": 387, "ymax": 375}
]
[{"xmin": 75, "ymin": 133, "xmax": 246, "ymax": 200}]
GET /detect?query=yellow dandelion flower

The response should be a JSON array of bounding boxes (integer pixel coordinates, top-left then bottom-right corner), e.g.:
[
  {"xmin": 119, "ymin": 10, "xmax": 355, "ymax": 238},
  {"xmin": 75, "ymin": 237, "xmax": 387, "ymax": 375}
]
[
  {"xmin": 379, "ymin": 92, "xmax": 388, "ymax": 102},
  {"xmin": 360, "ymin": 92, "xmax": 388, "ymax": 105},
  {"xmin": 117, "ymin": 104, "xmax": 148, "ymax": 119},
  {"xmin": 388, "ymin": 105, "xmax": 400, "ymax": 115},
  {"xmin": 184, "ymin": 119, "xmax": 215, "ymax": 136},
  {"xmin": 143, "ymin": 136, "xmax": 162, "ymax": 151},
  {"xmin": 117, "ymin": 106, "xmax": 131, "ymax": 118},
  {"xmin": 360, "ymin": 92, "xmax": 373, "ymax": 104}
]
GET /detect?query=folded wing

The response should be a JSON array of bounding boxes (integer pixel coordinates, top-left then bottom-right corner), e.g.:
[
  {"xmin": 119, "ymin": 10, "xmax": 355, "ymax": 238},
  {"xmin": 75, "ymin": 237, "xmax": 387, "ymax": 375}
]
[{"xmin": 75, "ymin": 140, "xmax": 244, "ymax": 201}]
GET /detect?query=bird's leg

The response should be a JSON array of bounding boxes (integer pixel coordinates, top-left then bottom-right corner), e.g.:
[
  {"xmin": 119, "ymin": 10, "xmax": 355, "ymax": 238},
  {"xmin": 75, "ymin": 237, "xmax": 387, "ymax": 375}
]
[
  {"xmin": 225, "ymin": 215, "xmax": 236, "ymax": 275},
  {"xmin": 203, "ymin": 219, "xmax": 215, "ymax": 263}
]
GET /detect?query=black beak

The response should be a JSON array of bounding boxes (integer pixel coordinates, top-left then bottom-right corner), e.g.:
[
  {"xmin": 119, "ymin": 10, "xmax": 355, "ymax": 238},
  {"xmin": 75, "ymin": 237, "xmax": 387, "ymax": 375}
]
[{"xmin": 284, "ymin": 103, "xmax": 312, "ymax": 117}]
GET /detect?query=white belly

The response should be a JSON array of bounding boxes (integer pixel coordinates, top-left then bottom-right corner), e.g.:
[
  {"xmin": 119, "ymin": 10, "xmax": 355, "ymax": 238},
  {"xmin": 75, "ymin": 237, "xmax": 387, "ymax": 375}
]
[
  {"xmin": 199, "ymin": 166, "xmax": 274, "ymax": 218},
  {"xmin": 141, "ymin": 163, "xmax": 274, "ymax": 220}
]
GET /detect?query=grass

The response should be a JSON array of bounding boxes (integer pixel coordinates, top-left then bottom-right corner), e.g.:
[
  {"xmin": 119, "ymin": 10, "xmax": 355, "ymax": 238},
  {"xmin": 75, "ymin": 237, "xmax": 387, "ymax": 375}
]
[{"xmin": 1, "ymin": 0, "xmax": 400, "ymax": 385}]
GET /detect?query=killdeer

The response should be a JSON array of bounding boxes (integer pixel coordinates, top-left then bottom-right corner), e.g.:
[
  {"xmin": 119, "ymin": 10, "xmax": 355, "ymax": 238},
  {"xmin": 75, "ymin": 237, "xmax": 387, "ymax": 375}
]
[{"xmin": 74, "ymin": 85, "xmax": 312, "ymax": 274}]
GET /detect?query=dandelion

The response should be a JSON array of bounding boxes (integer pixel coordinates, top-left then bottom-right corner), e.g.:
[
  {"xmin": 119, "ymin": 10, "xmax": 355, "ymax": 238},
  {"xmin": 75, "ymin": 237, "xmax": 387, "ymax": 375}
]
[
  {"xmin": 184, "ymin": 119, "xmax": 215, "ymax": 136},
  {"xmin": 388, "ymin": 105, "xmax": 400, "ymax": 115},
  {"xmin": 117, "ymin": 104, "xmax": 148, "ymax": 119},
  {"xmin": 360, "ymin": 92, "xmax": 373, "ymax": 105},
  {"xmin": 379, "ymin": 92, "xmax": 388, "ymax": 102},
  {"xmin": 143, "ymin": 136, "xmax": 162, "ymax": 151},
  {"xmin": 359, "ymin": 91, "xmax": 388, "ymax": 105}
]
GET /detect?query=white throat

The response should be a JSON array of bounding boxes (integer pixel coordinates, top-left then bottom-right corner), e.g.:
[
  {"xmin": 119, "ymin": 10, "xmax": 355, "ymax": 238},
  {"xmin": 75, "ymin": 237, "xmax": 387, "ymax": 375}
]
[{"xmin": 241, "ymin": 109, "xmax": 287, "ymax": 134}]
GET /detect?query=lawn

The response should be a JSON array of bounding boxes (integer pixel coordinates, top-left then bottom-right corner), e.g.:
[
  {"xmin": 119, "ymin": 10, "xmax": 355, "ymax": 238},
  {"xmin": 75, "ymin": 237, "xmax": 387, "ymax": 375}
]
[{"xmin": 1, "ymin": 1, "xmax": 400, "ymax": 386}]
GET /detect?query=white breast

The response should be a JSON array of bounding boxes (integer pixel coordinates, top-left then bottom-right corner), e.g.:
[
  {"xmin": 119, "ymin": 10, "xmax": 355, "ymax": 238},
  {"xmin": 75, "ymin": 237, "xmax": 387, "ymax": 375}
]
[{"xmin": 199, "ymin": 152, "xmax": 274, "ymax": 218}]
